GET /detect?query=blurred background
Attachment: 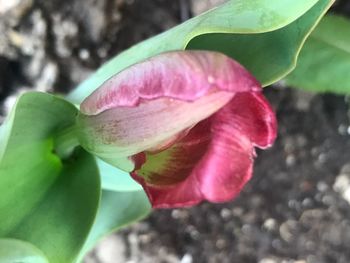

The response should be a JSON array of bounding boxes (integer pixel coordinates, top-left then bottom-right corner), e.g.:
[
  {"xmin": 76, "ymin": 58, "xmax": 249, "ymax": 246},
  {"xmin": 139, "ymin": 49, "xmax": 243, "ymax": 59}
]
[{"xmin": 1, "ymin": 0, "xmax": 350, "ymax": 262}]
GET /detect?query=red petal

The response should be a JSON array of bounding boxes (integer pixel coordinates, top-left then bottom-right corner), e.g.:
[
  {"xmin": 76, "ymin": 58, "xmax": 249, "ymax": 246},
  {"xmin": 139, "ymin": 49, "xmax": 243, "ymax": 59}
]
[
  {"xmin": 131, "ymin": 91, "xmax": 277, "ymax": 208},
  {"xmin": 222, "ymin": 92, "xmax": 277, "ymax": 149},
  {"xmin": 131, "ymin": 120, "xmax": 212, "ymax": 208},
  {"xmin": 80, "ymin": 51, "xmax": 260, "ymax": 115}
]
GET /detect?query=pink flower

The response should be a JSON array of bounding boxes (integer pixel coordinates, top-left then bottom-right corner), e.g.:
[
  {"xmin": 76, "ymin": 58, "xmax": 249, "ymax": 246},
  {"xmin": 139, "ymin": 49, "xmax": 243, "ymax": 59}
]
[{"xmin": 77, "ymin": 51, "xmax": 277, "ymax": 208}]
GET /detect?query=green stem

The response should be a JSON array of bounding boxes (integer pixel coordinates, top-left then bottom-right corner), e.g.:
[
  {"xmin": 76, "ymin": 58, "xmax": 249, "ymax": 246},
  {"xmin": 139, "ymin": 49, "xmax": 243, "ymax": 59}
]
[{"xmin": 54, "ymin": 124, "xmax": 79, "ymax": 159}]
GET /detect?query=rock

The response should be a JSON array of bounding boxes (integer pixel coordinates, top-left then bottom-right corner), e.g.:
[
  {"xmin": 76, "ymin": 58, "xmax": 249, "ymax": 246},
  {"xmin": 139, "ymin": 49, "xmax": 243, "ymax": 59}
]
[
  {"xmin": 279, "ymin": 220, "xmax": 299, "ymax": 243},
  {"xmin": 259, "ymin": 258, "xmax": 277, "ymax": 263},
  {"xmin": 94, "ymin": 235, "xmax": 126, "ymax": 263},
  {"xmin": 52, "ymin": 14, "xmax": 79, "ymax": 58},
  {"xmin": 180, "ymin": 254, "xmax": 193, "ymax": 263},
  {"xmin": 72, "ymin": 0, "xmax": 110, "ymax": 43},
  {"xmin": 293, "ymin": 89, "xmax": 316, "ymax": 111},
  {"xmin": 333, "ymin": 163, "xmax": 350, "ymax": 204},
  {"xmin": 0, "ymin": 0, "xmax": 33, "ymax": 58},
  {"xmin": 263, "ymin": 218, "xmax": 278, "ymax": 232},
  {"xmin": 0, "ymin": 0, "xmax": 21, "ymax": 14}
]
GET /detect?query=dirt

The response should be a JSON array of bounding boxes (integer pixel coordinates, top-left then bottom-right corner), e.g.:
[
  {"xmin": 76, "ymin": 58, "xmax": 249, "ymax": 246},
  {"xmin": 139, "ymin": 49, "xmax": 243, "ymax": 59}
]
[{"xmin": 1, "ymin": 1, "xmax": 350, "ymax": 263}]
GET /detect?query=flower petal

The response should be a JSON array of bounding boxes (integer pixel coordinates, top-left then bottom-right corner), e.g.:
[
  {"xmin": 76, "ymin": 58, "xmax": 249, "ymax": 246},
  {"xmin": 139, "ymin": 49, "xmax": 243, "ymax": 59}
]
[
  {"xmin": 221, "ymin": 91, "xmax": 277, "ymax": 149},
  {"xmin": 80, "ymin": 51, "xmax": 260, "ymax": 115},
  {"xmin": 77, "ymin": 51, "xmax": 262, "ymax": 167},
  {"xmin": 77, "ymin": 91, "xmax": 234, "ymax": 163},
  {"xmin": 131, "ymin": 91, "xmax": 277, "ymax": 208},
  {"xmin": 131, "ymin": 119, "xmax": 212, "ymax": 207}
]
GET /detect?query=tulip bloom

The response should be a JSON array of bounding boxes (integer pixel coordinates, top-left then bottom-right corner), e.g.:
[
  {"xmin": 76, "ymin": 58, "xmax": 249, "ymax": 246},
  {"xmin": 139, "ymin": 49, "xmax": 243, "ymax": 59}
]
[{"xmin": 77, "ymin": 51, "xmax": 277, "ymax": 208}]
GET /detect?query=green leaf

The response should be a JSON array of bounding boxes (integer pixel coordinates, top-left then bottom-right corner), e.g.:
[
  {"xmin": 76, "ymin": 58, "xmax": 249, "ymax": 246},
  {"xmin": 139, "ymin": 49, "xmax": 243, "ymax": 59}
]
[
  {"xmin": 0, "ymin": 92, "xmax": 101, "ymax": 263},
  {"xmin": 77, "ymin": 189, "xmax": 151, "ymax": 262},
  {"xmin": 0, "ymin": 92, "xmax": 77, "ymax": 234},
  {"xmin": 9, "ymin": 149, "xmax": 100, "ymax": 263},
  {"xmin": 285, "ymin": 14, "xmax": 350, "ymax": 94},
  {"xmin": 187, "ymin": 0, "xmax": 333, "ymax": 86},
  {"xmin": 97, "ymin": 158, "xmax": 142, "ymax": 192},
  {"xmin": 0, "ymin": 238, "xmax": 49, "ymax": 263},
  {"xmin": 67, "ymin": 0, "xmax": 332, "ymax": 104}
]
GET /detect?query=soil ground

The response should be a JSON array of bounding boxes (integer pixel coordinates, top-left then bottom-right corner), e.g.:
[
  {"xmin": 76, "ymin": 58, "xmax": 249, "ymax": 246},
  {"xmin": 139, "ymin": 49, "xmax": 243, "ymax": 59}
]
[{"xmin": 1, "ymin": 1, "xmax": 350, "ymax": 263}]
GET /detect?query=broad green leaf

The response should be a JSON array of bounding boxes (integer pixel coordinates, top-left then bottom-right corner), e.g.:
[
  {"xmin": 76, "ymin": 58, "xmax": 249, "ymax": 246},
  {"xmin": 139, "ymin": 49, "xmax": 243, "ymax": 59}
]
[
  {"xmin": 285, "ymin": 15, "xmax": 350, "ymax": 94},
  {"xmin": 67, "ymin": 0, "xmax": 330, "ymax": 103},
  {"xmin": 187, "ymin": 0, "xmax": 333, "ymax": 85},
  {"xmin": 77, "ymin": 189, "xmax": 151, "ymax": 262},
  {"xmin": 0, "ymin": 92, "xmax": 101, "ymax": 263},
  {"xmin": 97, "ymin": 158, "xmax": 142, "ymax": 192},
  {"xmin": 0, "ymin": 238, "xmax": 49, "ymax": 263},
  {"xmin": 0, "ymin": 92, "xmax": 77, "ymax": 234},
  {"xmin": 9, "ymin": 149, "xmax": 100, "ymax": 263}
]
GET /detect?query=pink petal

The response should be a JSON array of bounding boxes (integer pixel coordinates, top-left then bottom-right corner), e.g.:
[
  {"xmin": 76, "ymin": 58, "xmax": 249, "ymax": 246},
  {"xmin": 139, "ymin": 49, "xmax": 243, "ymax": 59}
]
[
  {"xmin": 131, "ymin": 91, "xmax": 277, "ymax": 208},
  {"xmin": 77, "ymin": 51, "xmax": 263, "ymax": 164},
  {"xmin": 80, "ymin": 51, "xmax": 260, "ymax": 115},
  {"xmin": 77, "ymin": 91, "xmax": 234, "ymax": 161}
]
